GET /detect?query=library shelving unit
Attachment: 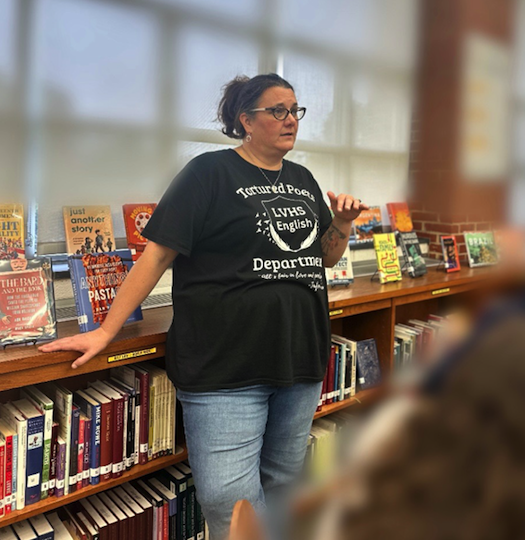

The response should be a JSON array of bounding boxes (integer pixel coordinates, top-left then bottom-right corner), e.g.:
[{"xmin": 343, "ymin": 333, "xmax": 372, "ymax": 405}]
[{"xmin": 0, "ymin": 265, "xmax": 511, "ymax": 527}]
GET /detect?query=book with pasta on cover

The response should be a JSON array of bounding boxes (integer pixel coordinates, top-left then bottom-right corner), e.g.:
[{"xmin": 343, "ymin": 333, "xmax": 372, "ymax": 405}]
[{"xmin": 68, "ymin": 250, "xmax": 142, "ymax": 333}]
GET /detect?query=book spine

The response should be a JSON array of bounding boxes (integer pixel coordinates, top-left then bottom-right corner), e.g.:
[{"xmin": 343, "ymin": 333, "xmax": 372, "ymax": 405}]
[
  {"xmin": 55, "ymin": 440, "xmax": 66, "ymax": 497},
  {"xmin": 326, "ymin": 345, "xmax": 335, "ymax": 405},
  {"xmin": 16, "ymin": 420, "xmax": 27, "ymax": 510},
  {"xmin": 77, "ymin": 415, "xmax": 85, "ymax": 490},
  {"xmin": 25, "ymin": 414, "xmax": 44, "ymax": 505},
  {"xmin": 10, "ymin": 432, "xmax": 17, "ymax": 511},
  {"xmin": 339, "ymin": 344, "xmax": 346, "ymax": 401},
  {"xmin": 100, "ymin": 401, "xmax": 113, "ymax": 482},
  {"xmin": 333, "ymin": 345, "xmax": 339, "ymax": 403},
  {"xmin": 90, "ymin": 403, "xmax": 101, "ymax": 485},
  {"xmin": 0, "ymin": 440, "xmax": 5, "ymax": 516},
  {"xmin": 134, "ymin": 388, "xmax": 140, "ymax": 465},
  {"xmin": 68, "ymin": 257, "xmax": 90, "ymax": 333},
  {"xmin": 48, "ymin": 422, "xmax": 58, "ymax": 497},
  {"xmin": 40, "ymin": 406, "xmax": 53, "ymax": 499},
  {"xmin": 112, "ymin": 397, "xmax": 124, "ymax": 478},
  {"xmin": 3, "ymin": 434, "xmax": 12, "ymax": 514},
  {"xmin": 137, "ymin": 372, "xmax": 149, "ymax": 465},
  {"xmin": 196, "ymin": 498, "xmax": 205, "ymax": 540},
  {"xmin": 83, "ymin": 417, "xmax": 91, "ymax": 488},
  {"xmin": 120, "ymin": 393, "xmax": 129, "ymax": 470},
  {"xmin": 187, "ymin": 487, "xmax": 196, "ymax": 540},
  {"xmin": 127, "ymin": 392, "xmax": 135, "ymax": 468},
  {"xmin": 149, "ymin": 381, "xmax": 155, "ymax": 460},
  {"xmin": 69, "ymin": 406, "xmax": 79, "ymax": 494}
]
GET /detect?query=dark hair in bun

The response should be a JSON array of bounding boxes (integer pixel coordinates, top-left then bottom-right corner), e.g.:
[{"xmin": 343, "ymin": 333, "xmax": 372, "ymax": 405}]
[{"xmin": 217, "ymin": 73, "xmax": 295, "ymax": 139}]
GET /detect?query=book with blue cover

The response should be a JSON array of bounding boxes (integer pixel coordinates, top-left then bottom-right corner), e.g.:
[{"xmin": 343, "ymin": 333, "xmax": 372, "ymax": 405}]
[
  {"xmin": 355, "ymin": 339, "xmax": 382, "ymax": 390},
  {"xmin": 68, "ymin": 249, "xmax": 142, "ymax": 333}
]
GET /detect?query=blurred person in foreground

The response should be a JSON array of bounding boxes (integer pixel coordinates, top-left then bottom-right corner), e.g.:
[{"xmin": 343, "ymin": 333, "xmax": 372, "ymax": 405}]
[{"xmin": 311, "ymin": 289, "xmax": 525, "ymax": 540}]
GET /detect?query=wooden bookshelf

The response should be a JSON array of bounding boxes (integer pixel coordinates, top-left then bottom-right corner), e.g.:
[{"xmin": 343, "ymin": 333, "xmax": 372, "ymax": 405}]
[
  {"xmin": 0, "ymin": 264, "xmax": 516, "ymax": 528},
  {"xmin": 0, "ymin": 447, "xmax": 188, "ymax": 528}
]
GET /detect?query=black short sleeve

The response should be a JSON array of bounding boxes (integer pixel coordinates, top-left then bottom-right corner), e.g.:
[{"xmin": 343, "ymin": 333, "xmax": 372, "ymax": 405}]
[{"xmin": 142, "ymin": 165, "xmax": 211, "ymax": 257}]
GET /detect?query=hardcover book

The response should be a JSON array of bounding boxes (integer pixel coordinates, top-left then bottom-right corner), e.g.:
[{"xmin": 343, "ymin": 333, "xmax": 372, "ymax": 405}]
[
  {"xmin": 373, "ymin": 233, "xmax": 402, "ymax": 283},
  {"xmin": 355, "ymin": 338, "xmax": 382, "ymax": 390},
  {"xmin": 68, "ymin": 250, "xmax": 142, "ymax": 332},
  {"xmin": 464, "ymin": 231, "xmax": 498, "ymax": 268},
  {"xmin": 398, "ymin": 231, "xmax": 427, "ymax": 277},
  {"xmin": 122, "ymin": 204, "xmax": 157, "ymax": 261},
  {"xmin": 386, "ymin": 202, "xmax": 414, "ymax": 232},
  {"xmin": 325, "ymin": 246, "xmax": 353, "ymax": 286},
  {"xmin": 0, "ymin": 204, "xmax": 25, "ymax": 260},
  {"xmin": 441, "ymin": 235, "xmax": 461, "ymax": 272},
  {"xmin": 353, "ymin": 206, "xmax": 382, "ymax": 242},
  {"xmin": 63, "ymin": 205, "xmax": 115, "ymax": 255},
  {"xmin": 0, "ymin": 258, "xmax": 57, "ymax": 346}
]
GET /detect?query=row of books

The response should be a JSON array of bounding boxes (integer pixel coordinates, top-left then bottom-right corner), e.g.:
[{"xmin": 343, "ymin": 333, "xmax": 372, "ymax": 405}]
[
  {"xmin": 317, "ymin": 336, "xmax": 381, "ymax": 411},
  {"xmin": 0, "ymin": 463, "xmax": 207, "ymax": 540},
  {"xmin": 0, "ymin": 362, "xmax": 175, "ymax": 512},
  {"xmin": 394, "ymin": 314, "xmax": 454, "ymax": 368},
  {"xmin": 0, "ymin": 204, "xmax": 155, "ymax": 262}
]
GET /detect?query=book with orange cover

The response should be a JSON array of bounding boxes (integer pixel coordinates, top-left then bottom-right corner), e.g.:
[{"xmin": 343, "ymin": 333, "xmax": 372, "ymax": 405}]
[
  {"xmin": 0, "ymin": 204, "xmax": 25, "ymax": 260},
  {"xmin": 386, "ymin": 202, "xmax": 414, "ymax": 232},
  {"xmin": 63, "ymin": 205, "xmax": 115, "ymax": 255},
  {"xmin": 122, "ymin": 204, "xmax": 157, "ymax": 261}
]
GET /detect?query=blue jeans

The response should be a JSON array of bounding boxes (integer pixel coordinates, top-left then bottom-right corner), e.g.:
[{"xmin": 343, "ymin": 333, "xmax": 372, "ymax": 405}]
[{"xmin": 177, "ymin": 382, "xmax": 322, "ymax": 540}]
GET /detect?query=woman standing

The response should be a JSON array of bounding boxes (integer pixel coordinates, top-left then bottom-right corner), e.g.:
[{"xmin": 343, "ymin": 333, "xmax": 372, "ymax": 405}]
[{"xmin": 40, "ymin": 73, "xmax": 367, "ymax": 540}]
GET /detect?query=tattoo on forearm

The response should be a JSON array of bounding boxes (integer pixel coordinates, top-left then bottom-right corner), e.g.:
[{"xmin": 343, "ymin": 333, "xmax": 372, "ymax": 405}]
[{"xmin": 321, "ymin": 223, "xmax": 346, "ymax": 256}]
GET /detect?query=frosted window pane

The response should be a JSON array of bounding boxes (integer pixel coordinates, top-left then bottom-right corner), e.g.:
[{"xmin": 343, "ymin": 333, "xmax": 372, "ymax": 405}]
[
  {"xmin": 37, "ymin": 0, "xmax": 159, "ymax": 123},
  {"xmin": 509, "ymin": 176, "xmax": 525, "ymax": 226},
  {"xmin": 38, "ymin": 128, "xmax": 165, "ymax": 243},
  {"xmin": 347, "ymin": 155, "xmax": 409, "ymax": 208},
  {"xmin": 175, "ymin": 27, "xmax": 259, "ymax": 130},
  {"xmin": 0, "ymin": 123, "xmax": 24, "ymax": 201},
  {"xmin": 350, "ymin": 73, "xmax": 411, "ymax": 152},
  {"xmin": 282, "ymin": 54, "xmax": 336, "ymax": 143},
  {"xmin": 514, "ymin": 109, "xmax": 525, "ymax": 166},
  {"xmin": 515, "ymin": 0, "xmax": 525, "ymax": 98},
  {"xmin": 0, "ymin": 0, "xmax": 17, "ymax": 113},
  {"xmin": 176, "ymin": 141, "xmax": 236, "ymax": 169},
  {"xmin": 286, "ymin": 150, "xmax": 336, "ymax": 200},
  {"xmin": 156, "ymin": 0, "xmax": 262, "ymax": 22}
]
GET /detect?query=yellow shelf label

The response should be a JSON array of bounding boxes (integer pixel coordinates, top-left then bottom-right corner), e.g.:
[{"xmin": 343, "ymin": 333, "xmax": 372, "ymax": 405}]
[
  {"xmin": 432, "ymin": 288, "xmax": 450, "ymax": 296},
  {"xmin": 108, "ymin": 347, "xmax": 157, "ymax": 363},
  {"xmin": 329, "ymin": 309, "xmax": 343, "ymax": 317}
]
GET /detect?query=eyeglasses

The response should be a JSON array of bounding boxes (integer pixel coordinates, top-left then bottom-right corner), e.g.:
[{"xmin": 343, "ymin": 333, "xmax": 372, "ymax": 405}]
[{"xmin": 249, "ymin": 106, "xmax": 307, "ymax": 121}]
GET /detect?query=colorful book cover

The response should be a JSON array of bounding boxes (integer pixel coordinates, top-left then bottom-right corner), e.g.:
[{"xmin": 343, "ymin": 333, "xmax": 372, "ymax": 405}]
[
  {"xmin": 464, "ymin": 231, "xmax": 498, "ymax": 268},
  {"xmin": 398, "ymin": 231, "xmax": 427, "ymax": 277},
  {"xmin": 441, "ymin": 235, "xmax": 461, "ymax": 272},
  {"xmin": 123, "ymin": 203, "xmax": 157, "ymax": 261},
  {"xmin": 0, "ymin": 258, "xmax": 56, "ymax": 346},
  {"xmin": 386, "ymin": 202, "xmax": 414, "ymax": 232},
  {"xmin": 68, "ymin": 249, "xmax": 142, "ymax": 333},
  {"xmin": 0, "ymin": 205, "xmax": 25, "ymax": 260},
  {"xmin": 353, "ymin": 206, "xmax": 382, "ymax": 242},
  {"xmin": 356, "ymin": 338, "xmax": 382, "ymax": 390},
  {"xmin": 373, "ymin": 233, "xmax": 402, "ymax": 283},
  {"xmin": 326, "ymin": 245, "xmax": 354, "ymax": 286},
  {"xmin": 63, "ymin": 205, "xmax": 115, "ymax": 255}
]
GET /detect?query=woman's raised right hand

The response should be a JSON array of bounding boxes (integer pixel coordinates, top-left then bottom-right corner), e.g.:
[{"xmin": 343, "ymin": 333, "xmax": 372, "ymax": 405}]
[{"xmin": 39, "ymin": 326, "xmax": 114, "ymax": 370}]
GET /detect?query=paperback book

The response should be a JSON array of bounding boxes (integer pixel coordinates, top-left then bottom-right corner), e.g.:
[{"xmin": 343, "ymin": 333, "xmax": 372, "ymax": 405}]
[
  {"xmin": 464, "ymin": 231, "xmax": 498, "ymax": 268},
  {"xmin": 0, "ymin": 204, "xmax": 25, "ymax": 260},
  {"xmin": 373, "ymin": 233, "xmax": 402, "ymax": 283},
  {"xmin": 441, "ymin": 235, "xmax": 461, "ymax": 272},
  {"xmin": 68, "ymin": 249, "xmax": 142, "ymax": 332},
  {"xmin": 355, "ymin": 338, "xmax": 382, "ymax": 390},
  {"xmin": 398, "ymin": 231, "xmax": 427, "ymax": 277},
  {"xmin": 353, "ymin": 206, "xmax": 382, "ymax": 242},
  {"xmin": 123, "ymin": 203, "xmax": 157, "ymax": 261},
  {"xmin": 386, "ymin": 202, "xmax": 414, "ymax": 232},
  {"xmin": 63, "ymin": 205, "xmax": 115, "ymax": 255},
  {"xmin": 0, "ymin": 258, "xmax": 57, "ymax": 346},
  {"xmin": 325, "ymin": 246, "xmax": 354, "ymax": 286}
]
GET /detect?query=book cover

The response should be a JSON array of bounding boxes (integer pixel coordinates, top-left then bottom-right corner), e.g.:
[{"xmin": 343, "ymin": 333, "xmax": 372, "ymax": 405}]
[
  {"xmin": 441, "ymin": 235, "xmax": 461, "ymax": 272},
  {"xmin": 398, "ymin": 231, "xmax": 427, "ymax": 277},
  {"xmin": 12, "ymin": 399, "xmax": 44, "ymax": 506},
  {"xmin": 68, "ymin": 250, "xmax": 142, "ymax": 333},
  {"xmin": 29, "ymin": 514, "xmax": 54, "ymax": 540},
  {"xmin": 0, "ymin": 258, "xmax": 57, "ymax": 346},
  {"xmin": 121, "ymin": 483, "xmax": 153, "ymax": 540},
  {"xmin": 114, "ymin": 486, "xmax": 147, "ymax": 540},
  {"xmin": 106, "ymin": 490, "xmax": 138, "ymax": 540},
  {"xmin": 63, "ymin": 205, "xmax": 115, "ymax": 255},
  {"xmin": 464, "ymin": 231, "xmax": 498, "ymax": 268},
  {"xmin": 12, "ymin": 520, "xmax": 37, "ymax": 540},
  {"xmin": 49, "ymin": 421, "xmax": 58, "ymax": 496},
  {"xmin": 147, "ymin": 477, "xmax": 178, "ymax": 540},
  {"xmin": 77, "ymin": 413, "xmax": 85, "ymax": 491},
  {"xmin": 176, "ymin": 462, "xmax": 199, "ymax": 540},
  {"xmin": 162, "ymin": 466, "xmax": 187, "ymax": 540},
  {"xmin": 353, "ymin": 206, "xmax": 382, "ymax": 242},
  {"xmin": 122, "ymin": 203, "xmax": 157, "ymax": 261},
  {"xmin": 373, "ymin": 233, "xmax": 402, "ymax": 283},
  {"xmin": 0, "ymin": 526, "xmax": 17, "ymax": 540},
  {"xmin": 355, "ymin": 338, "xmax": 382, "ymax": 390},
  {"xmin": 325, "ymin": 245, "xmax": 353, "ymax": 286},
  {"xmin": 133, "ymin": 366, "xmax": 150, "ymax": 465},
  {"xmin": 97, "ymin": 492, "xmax": 128, "ymax": 540},
  {"xmin": 386, "ymin": 202, "xmax": 414, "ymax": 232},
  {"xmin": 107, "ymin": 378, "xmax": 136, "ymax": 469},
  {"xmin": 0, "ymin": 204, "xmax": 25, "ymax": 260}
]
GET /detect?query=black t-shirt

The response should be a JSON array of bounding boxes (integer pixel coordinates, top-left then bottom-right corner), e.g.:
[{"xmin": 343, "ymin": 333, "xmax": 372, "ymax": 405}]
[{"xmin": 142, "ymin": 149, "xmax": 333, "ymax": 391}]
